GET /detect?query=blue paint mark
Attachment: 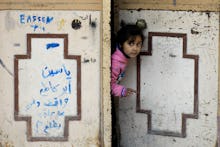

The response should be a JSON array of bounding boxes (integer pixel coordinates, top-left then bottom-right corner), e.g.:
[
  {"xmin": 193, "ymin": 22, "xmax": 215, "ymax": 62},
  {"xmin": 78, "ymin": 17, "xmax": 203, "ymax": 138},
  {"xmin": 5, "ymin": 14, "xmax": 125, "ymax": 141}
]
[
  {"xmin": 57, "ymin": 111, "xmax": 64, "ymax": 116},
  {"xmin": 33, "ymin": 60, "xmax": 74, "ymax": 135},
  {"xmin": 63, "ymin": 64, "xmax": 71, "ymax": 77},
  {"xmin": 68, "ymin": 80, "xmax": 71, "ymax": 93},
  {"xmin": 25, "ymin": 99, "xmax": 41, "ymax": 111},
  {"xmin": 20, "ymin": 14, "xmax": 25, "ymax": 24},
  {"xmin": 41, "ymin": 64, "xmax": 71, "ymax": 79},
  {"xmin": 42, "ymin": 66, "xmax": 63, "ymax": 78},
  {"xmin": 36, "ymin": 120, "xmax": 43, "ymax": 133},
  {"xmin": 46, "ymin": 43, "xmax": 60, "ymax": 50},
  {"xmin": 39, "ymin": 82, "xmax": 49, "ymax": 96},
  {"xmin": 33, "ymin": 16, "xmax": 37, "ymax": 22},
  {"xmin": 40, "ymin": 81, "xmax": 60, "ymax": 96},
  {"xmin": 30, "ymin": 24, "xmax": 46, "ymax": 32},
  {"xmin": 42, "ymin": 26, "xmax": 45, "ymax": 31},
  {"xmin": 58, "ymin": 80, "xmax": 71, "ymax": 97},
  {"xmin": 44, "ymin": 97, "xmax": 69, "ymax": 107},
  {"xmin": 19, "ymin": 14, "xmax": 54, "ymax": 24},
  {"xmin": 27, "ymin": 16, "xmax": 32, "ymax": 23},
  {"xmin": 51, "ymin": 112, "xmax": 55, "ymax": 116},
  {"xmin": 36, "ymin": 101, "xmax": 40, "ymax": 107},
  {"xmin": 64, "ymin": 98, "xmax": 69, "ymax": 104},
  {"xmin": 44, "ymin": 97, "xmax": 59, "ymax": 107},
  {"xmin": 62, "ymin": 80, "xmax": 71, "ymax": 94},
  {"xmin": 44, "ymin": 120, "xmax": 61, "ymax": 134},
  {"xmin": 46, "ymin": 17, "xmax": 54, "ymax": 24},
  {"xmin": 19, "ymin": 14, "xmax": 54, "ymax": 32},
  {"xmin": 39, "ymin": 110, "xmax": 65, "ymax": 118},
  {"xmin": 59, "ymin": 99, "xmax": 63, "ymax": 106},
  {"xmin": 31, "ymin": 24, "xmax": 38, "ymax": 32},
  {"xmin": 44, "ymin": 126, "xmax": 49, "ymax": 133}
]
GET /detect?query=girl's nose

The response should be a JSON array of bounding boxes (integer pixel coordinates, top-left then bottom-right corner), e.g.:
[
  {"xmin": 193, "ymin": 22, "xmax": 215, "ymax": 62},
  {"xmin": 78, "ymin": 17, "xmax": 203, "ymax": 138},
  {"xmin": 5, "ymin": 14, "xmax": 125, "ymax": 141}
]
[{"xmin": 133, "ymin": 45, "xmax": 138, "ymax": 51}]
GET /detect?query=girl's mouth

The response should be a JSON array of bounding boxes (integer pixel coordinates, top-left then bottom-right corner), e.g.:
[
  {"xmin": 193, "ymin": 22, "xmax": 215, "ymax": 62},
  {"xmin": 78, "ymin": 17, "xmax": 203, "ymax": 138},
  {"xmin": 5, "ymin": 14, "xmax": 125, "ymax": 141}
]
[
  {"xmin": 131, "ymin": 52, "xmax": 137, "ymax": 55},
  {"xmin": 130, "ymin": 53, "xmax": 138, "ymax": 57}
]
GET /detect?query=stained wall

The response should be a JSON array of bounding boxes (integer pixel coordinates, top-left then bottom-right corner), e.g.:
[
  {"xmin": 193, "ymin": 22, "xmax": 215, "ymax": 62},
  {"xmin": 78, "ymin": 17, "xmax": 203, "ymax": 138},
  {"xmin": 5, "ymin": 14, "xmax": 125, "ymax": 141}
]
[
  {"xmin": 117, "ymin": 1, "xmax": 219, "ymax": 147},
  {"xmin": 0, "ymin": 1, "xmax": 111, "ymax": 147}
]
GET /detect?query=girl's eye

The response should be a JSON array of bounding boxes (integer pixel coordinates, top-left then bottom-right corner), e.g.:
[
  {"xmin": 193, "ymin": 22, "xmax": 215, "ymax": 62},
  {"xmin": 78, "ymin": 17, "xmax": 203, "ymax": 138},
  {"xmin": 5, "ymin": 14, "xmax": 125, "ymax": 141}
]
[
  {"xmin": 128, "ymin": 42, "xmax": 135, "ymax": 46},
  {"xmin": 137, "ymin": 43, "xmax": 142, "ymax": 47}
]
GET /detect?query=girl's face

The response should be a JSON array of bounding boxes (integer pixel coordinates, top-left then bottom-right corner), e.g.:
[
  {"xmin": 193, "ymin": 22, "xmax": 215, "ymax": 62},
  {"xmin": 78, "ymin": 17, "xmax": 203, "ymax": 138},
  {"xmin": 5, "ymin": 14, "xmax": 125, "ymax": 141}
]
[{"xmin": 122, "ymin": 35, "xmax": 143, "ymax": 58}]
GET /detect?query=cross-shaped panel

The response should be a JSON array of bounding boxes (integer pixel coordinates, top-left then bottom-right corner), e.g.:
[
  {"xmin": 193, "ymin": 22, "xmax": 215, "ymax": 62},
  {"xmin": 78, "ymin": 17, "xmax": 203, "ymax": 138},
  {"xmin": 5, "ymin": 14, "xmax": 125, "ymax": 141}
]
[
  {"xmin": 136, "ymin": 32, "xmax": 199, "ymax": 137},
  {"xmin": 14, "ymin": 34, "xmax": 81, "ymax": 141}
]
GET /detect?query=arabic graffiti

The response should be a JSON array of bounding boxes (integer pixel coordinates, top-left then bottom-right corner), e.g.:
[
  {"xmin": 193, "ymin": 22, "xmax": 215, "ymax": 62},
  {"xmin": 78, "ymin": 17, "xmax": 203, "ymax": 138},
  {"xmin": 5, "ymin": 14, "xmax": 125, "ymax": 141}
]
[
  {"xmin": 24, "ymin": 42, "xmax": 74, "ymax": 135},
  {"xmin": 41, "ymin": 64, "xmax": 71, "ymax": 79}
]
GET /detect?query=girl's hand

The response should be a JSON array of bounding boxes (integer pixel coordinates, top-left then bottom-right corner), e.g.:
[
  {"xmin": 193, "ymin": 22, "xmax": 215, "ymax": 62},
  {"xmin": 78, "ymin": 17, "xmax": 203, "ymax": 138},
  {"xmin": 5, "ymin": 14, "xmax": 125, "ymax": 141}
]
[{"xmin": 125, "ymin": 88, "xmax": 136, "ymax": 97}]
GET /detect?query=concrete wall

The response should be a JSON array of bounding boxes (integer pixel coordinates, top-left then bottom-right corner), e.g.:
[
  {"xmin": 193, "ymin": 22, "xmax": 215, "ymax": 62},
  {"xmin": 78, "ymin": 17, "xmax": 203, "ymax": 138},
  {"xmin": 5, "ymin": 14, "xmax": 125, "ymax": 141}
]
[
  {"xmin": 117, "ymin": 1, "xmax": 219, "ymax": 147},
  {"xmin": 0, "ymin": 0, "xmax": 219, "ymax": 147},
  {"xmin": 119, "ymin": 10, "xmax": 219, "ymax": 147},
  {"xmin": 0, "ymin": 1, "xmax": 111, "ymax": 147}
]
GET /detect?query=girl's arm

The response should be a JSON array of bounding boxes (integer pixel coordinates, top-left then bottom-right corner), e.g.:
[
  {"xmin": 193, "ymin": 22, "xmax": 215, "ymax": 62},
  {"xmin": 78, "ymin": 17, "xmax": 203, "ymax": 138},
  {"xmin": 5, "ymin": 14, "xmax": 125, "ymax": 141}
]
[{"xmin": 111, "ymin": 65, "xmax": 127, "ymax": 97}]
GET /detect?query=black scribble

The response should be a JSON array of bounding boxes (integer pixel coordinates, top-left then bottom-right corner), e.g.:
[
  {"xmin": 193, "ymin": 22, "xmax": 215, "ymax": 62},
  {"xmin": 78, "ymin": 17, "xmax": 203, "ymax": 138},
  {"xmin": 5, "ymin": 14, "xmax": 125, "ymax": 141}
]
[{"xmin": 0, "ymin": 58, "xmax": 13, "ymax": 76}]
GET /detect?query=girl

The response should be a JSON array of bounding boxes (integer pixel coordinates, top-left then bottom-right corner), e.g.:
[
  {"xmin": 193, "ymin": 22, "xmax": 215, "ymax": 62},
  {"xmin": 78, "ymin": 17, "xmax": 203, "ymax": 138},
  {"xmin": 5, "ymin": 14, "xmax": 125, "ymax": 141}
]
[
  {"xmin": 111, "ymin": 24, "xmax": 145, "ymax": 97},
  {"xmin": 111, "ymin": 24, "xmax": 145, "ymax": 146}
]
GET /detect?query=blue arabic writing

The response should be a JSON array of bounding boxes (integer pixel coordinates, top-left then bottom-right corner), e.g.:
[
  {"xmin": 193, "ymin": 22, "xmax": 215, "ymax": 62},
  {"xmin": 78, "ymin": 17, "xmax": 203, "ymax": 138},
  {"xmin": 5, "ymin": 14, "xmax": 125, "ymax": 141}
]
[
  {"xmin": 25, "ymin": 63, "xmax": 73, "ymax": 135},
  {"xmin": 44, "ymin": 120, "xmax": 62, "ymax": 133},
  {"xmin": 41, "ymin": 64, "xmax": 71, "ymax": 79}
]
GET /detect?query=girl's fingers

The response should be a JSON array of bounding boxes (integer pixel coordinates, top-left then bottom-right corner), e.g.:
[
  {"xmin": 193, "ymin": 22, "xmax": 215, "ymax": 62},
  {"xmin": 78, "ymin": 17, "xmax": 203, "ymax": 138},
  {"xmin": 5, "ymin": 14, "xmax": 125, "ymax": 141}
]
[
  {"xmin": 128, "ymin": 89, "xmax": 136, "ymax": 93},
  {"xmin": 127, "ymin": 89, "xmax": 136, "ymax": 96},
  {"xmin": 127, "ymin": 88, "xmax": 135, "ymax": 91}
]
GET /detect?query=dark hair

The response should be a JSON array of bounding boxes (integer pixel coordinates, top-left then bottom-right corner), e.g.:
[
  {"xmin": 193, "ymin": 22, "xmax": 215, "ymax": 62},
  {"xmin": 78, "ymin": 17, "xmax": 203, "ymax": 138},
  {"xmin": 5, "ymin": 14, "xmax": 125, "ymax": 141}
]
[{"xmin": 116, "ymin": 24, "xmax": 145, "ymax": 47}]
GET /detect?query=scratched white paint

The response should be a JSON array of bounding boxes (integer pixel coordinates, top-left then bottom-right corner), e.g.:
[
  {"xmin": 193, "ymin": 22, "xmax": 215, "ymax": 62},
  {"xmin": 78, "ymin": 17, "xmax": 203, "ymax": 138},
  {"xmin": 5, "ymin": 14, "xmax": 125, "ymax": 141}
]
[
  {"xmin": 140, "ymin": 36, "xmax": 195, "ymax": 133},
  {"xmin": 119, "ymin": 10, "xmax": 219, "ymax": 147},
  {"xmin": 19, "ymin": 37, "xmax": 78, "ymax": 137},
  {"xmin": 0, "ymin": 10, "xmax": 101, "ymax": 146}
]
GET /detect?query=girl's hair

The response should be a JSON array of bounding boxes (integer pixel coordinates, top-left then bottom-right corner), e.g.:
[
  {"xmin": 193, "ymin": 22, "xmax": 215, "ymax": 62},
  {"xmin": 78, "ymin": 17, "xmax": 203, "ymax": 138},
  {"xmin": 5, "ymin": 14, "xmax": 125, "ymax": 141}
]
[{"xmin": 116, "ymin": 24, "xmax": 145, "ymax": 47}]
